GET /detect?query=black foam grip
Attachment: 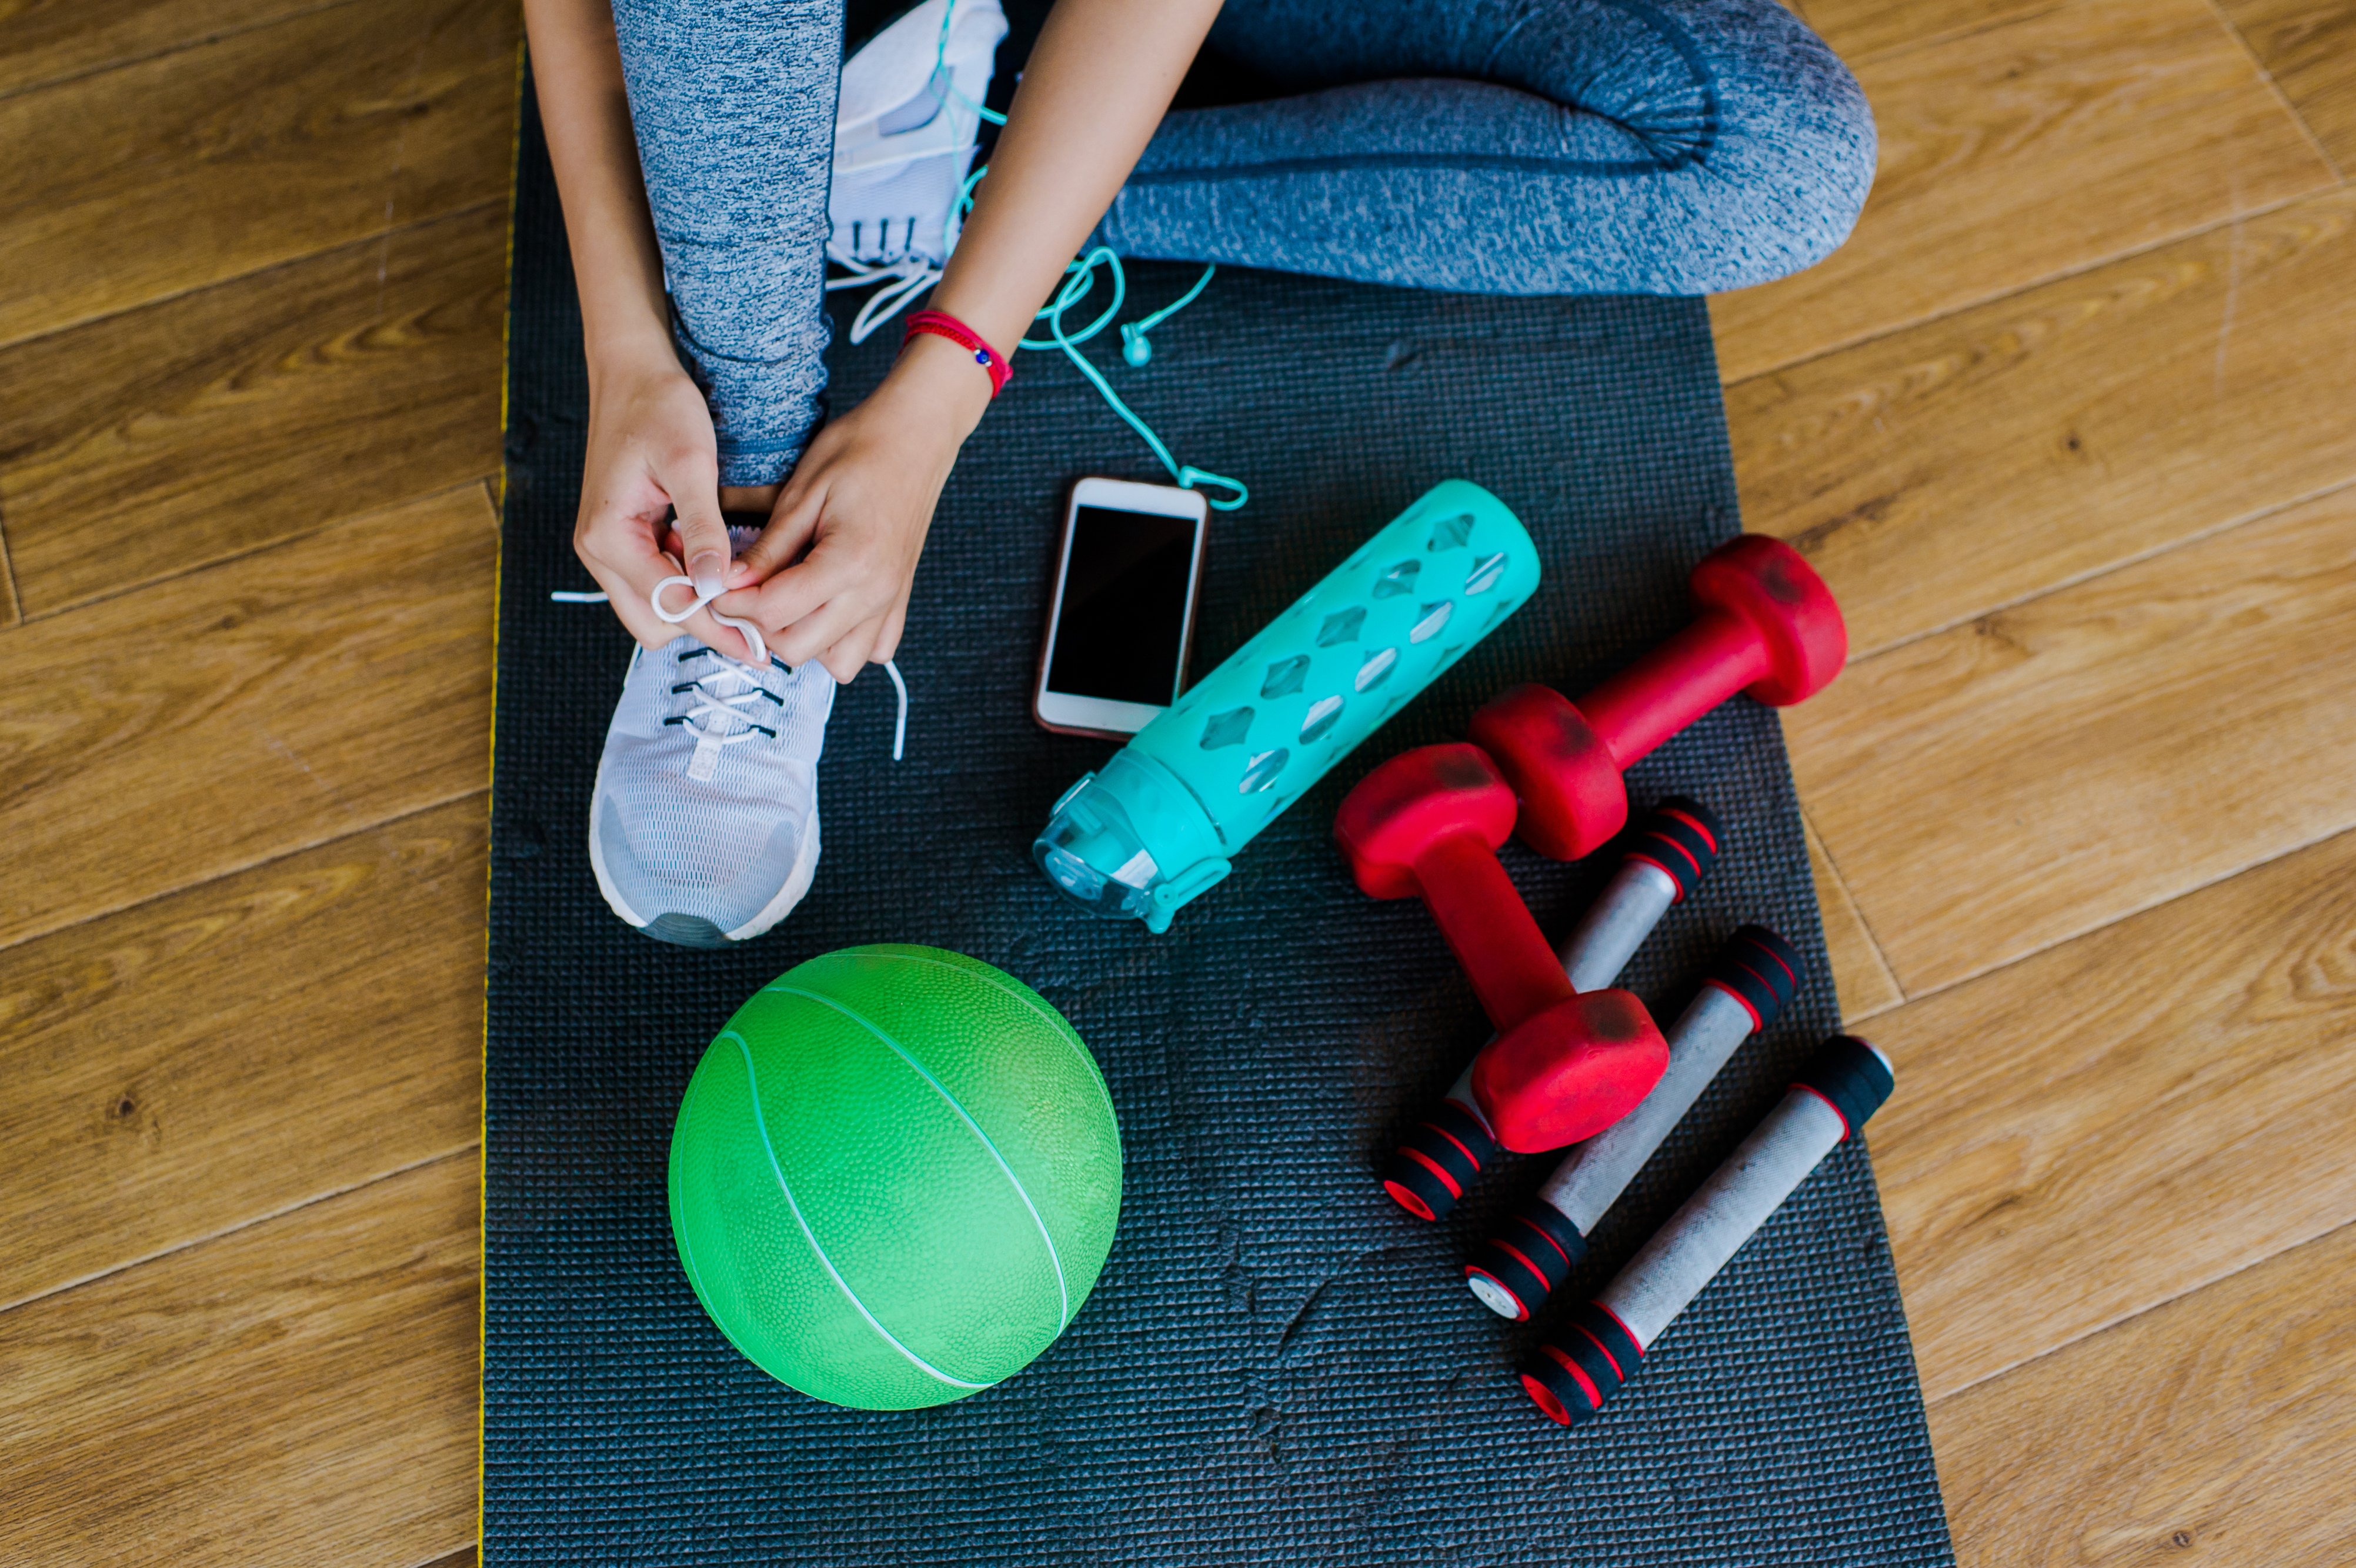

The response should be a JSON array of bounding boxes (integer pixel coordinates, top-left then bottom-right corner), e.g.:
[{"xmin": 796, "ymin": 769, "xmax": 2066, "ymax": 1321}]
[
  {"xmin": 1507, "ymin": 1196, "xmax": 1589, "ymax": 1273},
  {"xmin": 1795, "ymin": 1035, "xmax": 1894, "ymax": 1139},
  {"xmin": 1628, "ymin": 796, "xmax": 1723, "ymax": 899},
  {"xmin": 1520, "ymin": 1345, "xmax": 1603, "ymax": 1426},
  {"xmin": 1571, "ymin": 1300, "xmax": 1644, "ymax": 1378},
  {"xmin": 1421, "ymin": 1100, "xmax": 1497, "ymax": 1176},
  {"xmin": 1381, "ymin": 1150, "xmax": 1460, "ymax": 1220},
  {"xmin": 1381, "ymin": 1101, "xmax": 1496, "ymax": 1219},
  {"xmin": 1464, "ymin": 1245, "xmax": 1549, "ymax": 1319},
  {"xmin": 1707, "ymin": 923, "xmax": 1803, "ymax": 1029},
  {"xmin": 1466, "ymin": 1199, "xmax": 1588, "ymax": 1316},
  {"xmin": 1522, "ymin": 1303, "xmax": 1637, "ymax": 1429}
]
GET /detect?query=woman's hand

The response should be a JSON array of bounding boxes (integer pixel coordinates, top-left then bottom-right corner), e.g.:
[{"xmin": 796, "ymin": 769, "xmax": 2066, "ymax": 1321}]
[
  {"xmin": 710, "ymin": 0, "xmax": 1222, "ymax": 686},
  {"xmin": 715, "ymin": 333, "xmax": 993, "ymax": 682},
  {"xmin": 531, "ymin": 0, "xmax": 1221, "ymax": 681},
  {"xmin": 572, "ymin": 350, "xmax": 759, "ymax": 662}
]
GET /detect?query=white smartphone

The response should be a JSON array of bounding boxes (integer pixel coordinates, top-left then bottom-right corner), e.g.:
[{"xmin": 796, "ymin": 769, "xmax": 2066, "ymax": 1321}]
[{"xmin": 1033, "ymin": 476, "xmax": 1212, "ymax": 739}]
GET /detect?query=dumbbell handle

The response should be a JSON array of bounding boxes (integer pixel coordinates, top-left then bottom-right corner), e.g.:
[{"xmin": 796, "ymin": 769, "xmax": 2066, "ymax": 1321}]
[
  {"xmin": 1381, "ymin": 802, "xmax": 1726, "ymax": 1222},
  {"xmin": 1537, "ymin": 982, "xmax": 1756, "ymax": 1236},
  {"xmin": 1463, "ymin": 922, "xmax": 1800, "ymax": 1316},
  {"xmin": 1516, "ymin": 1091, "xmax": 1848, "ymax": 1427},
  {"xmin": 1578, "ymin": 611, "xmax": 1772, "ymax": 774},
  {"xmin": 1411, "ymin": 832, "xmax": 1575, "ymax": 1032},
  {"xmin": 1560, "ymin": 858, "xmax": 1683, "ymax": 993},
  {"xmin": 1519, "ymin": 1036, "xmax": 1893, "ymax": 1429},
  {"xmin": 1601, "ymin": 1079, "xmax": 1848, "ymax": 1348},
  {"xmin": 1433, "ymin": 858, "xmax": 1679, "ymax": 1121}
]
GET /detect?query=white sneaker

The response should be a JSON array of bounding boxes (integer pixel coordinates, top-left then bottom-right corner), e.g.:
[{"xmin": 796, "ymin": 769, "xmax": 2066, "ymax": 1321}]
[
  {"xmin": 588, "ymin": 639, "xmax": 836, "ymax": 948},
  {"xmin": 827, "ymin": 0, "xmax": 1008, "ymax": 340}
]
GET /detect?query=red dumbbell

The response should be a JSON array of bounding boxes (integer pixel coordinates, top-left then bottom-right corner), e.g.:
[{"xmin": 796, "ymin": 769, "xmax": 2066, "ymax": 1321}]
[
  {"xmin": 1469, "ymin": 536, "xmax": 1845, "ymax": 862},
  {"xmin": 1334, "ymin": 744, "xmax": 1667, "ymax": 1151}
]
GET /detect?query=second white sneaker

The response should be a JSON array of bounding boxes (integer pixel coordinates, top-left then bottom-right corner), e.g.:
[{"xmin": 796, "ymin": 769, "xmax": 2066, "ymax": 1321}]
[{"xmin": 827, "ymin": 0, "xmax": 1008, "ymax": 336}]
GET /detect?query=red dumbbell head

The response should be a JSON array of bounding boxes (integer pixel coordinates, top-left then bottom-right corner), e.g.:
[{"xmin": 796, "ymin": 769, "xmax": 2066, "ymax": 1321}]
[
  {"xmin": 1469, "ymin": 988, "xmax": 1667, "ymax": 1152},
  {"xmin": 1464, "ymin": 684, "xmax": 1628, "ymax": 863},
  {"xmin": 1333, "ymin": 743, "xmax": 1517, "ymax": 900},
  {"xmin": 1688, "ymin": 535, "xmax": 1846, "ymax": 706}
]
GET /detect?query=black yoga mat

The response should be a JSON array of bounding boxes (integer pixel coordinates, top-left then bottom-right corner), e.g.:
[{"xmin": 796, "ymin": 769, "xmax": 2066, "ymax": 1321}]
[{"xmin": 485, "ymin": 79, "xmax": 1954, "ymax": 1568}]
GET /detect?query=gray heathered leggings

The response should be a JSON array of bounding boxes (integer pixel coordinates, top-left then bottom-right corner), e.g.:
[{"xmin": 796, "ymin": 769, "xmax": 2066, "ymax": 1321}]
[{"xmin": 609, "ymin": 0, "xmax": 1876, "ymax": 487}]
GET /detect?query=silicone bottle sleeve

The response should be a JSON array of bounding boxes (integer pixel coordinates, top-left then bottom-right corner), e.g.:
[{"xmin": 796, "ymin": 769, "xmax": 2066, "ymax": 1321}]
[{"xmin": 1034, "ymin": 480, "xmax": 1542, "ymax": 931}]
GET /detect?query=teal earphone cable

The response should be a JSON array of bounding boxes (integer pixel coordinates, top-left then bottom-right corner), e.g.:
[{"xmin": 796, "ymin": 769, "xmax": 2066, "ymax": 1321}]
[
  {"xmin": 923, "ymin": 8, "xmax": 1244, "ymax": 510},
  {"xmin": 1024, "ymin": 250, "xmax": 1246, "ymax": 511},
  {"xmin": 1118, "ymin": 265, "xmax": 1214, "ymax": 367},
  {"xmin": 945, "ymin": 165, "xmax": 1246, "ymax": 510},
  {"xmin": 933, "ymin": 0, "xmax": 1008, "ymax": 126}
]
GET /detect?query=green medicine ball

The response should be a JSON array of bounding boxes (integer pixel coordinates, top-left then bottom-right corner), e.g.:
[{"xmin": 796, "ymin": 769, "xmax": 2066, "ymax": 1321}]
[{"xmin": 669, "ymin": 945, "xmax": 1122, "ymax": 1410}]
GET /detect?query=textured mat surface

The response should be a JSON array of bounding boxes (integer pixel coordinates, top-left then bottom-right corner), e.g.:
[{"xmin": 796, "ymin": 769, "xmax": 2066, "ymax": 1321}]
[{"xmin": 486, "ymin": 82, "xmax": 1954, "ymax": 1567}]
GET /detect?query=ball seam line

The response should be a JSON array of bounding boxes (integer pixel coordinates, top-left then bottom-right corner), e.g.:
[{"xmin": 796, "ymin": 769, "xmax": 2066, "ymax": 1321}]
[
  {"xmin": 766, "ymin": 986, "xmax": 1075, "ymax": 1332},
  {"xmin": 725, "ymin": 1030, "xmax": 993, "ymax": 1392}
]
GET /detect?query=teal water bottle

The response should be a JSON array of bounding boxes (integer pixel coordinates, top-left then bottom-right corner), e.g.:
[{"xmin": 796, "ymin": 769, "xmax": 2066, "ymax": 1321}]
[{"xmin": 1033, "ymin": 479, "xmax": 1542, "ymax": 931}]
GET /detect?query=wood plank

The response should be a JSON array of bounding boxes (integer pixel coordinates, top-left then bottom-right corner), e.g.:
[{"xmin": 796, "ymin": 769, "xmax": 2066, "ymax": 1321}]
[
  {"xmin": 0, "ymin": 1154, "xmax": 477, "ymax": 1568},
  {"xmin": 0, "ymin": 484, "xmax": 498, "ymax": 952},
  {"xmin": 0, "ymin": 0, "xmax": 518, "ymax": 348},
  {"xmin": 1797, "ymin": 0, "xmax": 2063, "ymax": 65},
  {"xmin": 0, "ymin": 0, "xmax": 342, "ymax": 99},
  {"xmin": 2217, "ymin": 0, "xmax": 2356, "ymax": 171},
  {"xmin": 1931, "ymin": 1221, "xmax": 2356, "ymax": 1564},
  {"xmin": 1729, "ymin": 186, "xmax": 2356, "ymax": 656},
  {"xmin": 0, "ymin": 796, "xmax": 485, "ymax": 1311},
  {"xmin": 422, "ymin": 1549, "xmax": 478, "ymax": 1568},
  {"xmin": 1788, "ymin": 484, "xmax": 2356, "ymax": 994},
  {"xmin": 1864, "ymin": 825, "xmax": 2356, "ymax": 1400},
  {"xmin": 1803, "ymin": 810, "xmax": 1904, "ymax": 1022},
  {"xmin": 1708, "ymin": 0, "xmax": 2335, "ymax": 385},
  {"xmin": 0, "ymin": 204, "xmax": 506, "ymax": 616}
]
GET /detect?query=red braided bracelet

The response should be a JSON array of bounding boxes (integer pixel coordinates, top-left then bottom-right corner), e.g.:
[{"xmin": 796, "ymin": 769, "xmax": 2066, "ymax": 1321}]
[{"xmin": 902, "ymin": 308, "xmax": 1011, "ymax": 398}]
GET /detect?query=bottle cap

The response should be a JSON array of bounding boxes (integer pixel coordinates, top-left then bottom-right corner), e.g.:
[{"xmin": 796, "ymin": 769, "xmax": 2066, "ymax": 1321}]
[{"xmin": 1031, "ymin": 749, "xmax": 1230, "ymax": 931}]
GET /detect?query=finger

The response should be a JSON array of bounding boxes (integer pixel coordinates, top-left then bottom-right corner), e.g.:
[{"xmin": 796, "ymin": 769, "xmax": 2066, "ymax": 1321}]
[
  {"xmin": 632, "ymin": 458, "xmax": 769, "ymax": 662},
  {"xmin": 719, "ymin": 538, "xmax": 866, "ymax": 642},
  {"xmin": 577, "ymin": 551, "xmax": 679, "ymax": 652},
  {"xmin": 658, "ymin": 445, "xmax": 732, "ymax": 598},
  {"xmin": 729, "ymin": 471, "xmax": 827, "ymax": 587},
  {"xmin": 770, "ymin": 592, "xmax": 870, "ymax": 671},
  {"xmin": 819, "ymin": 619, "xmax": 884, "ymax": 685},
  {"xmin": 576, "ymin": 495, "xmax": 682, "ymax": 652},
  {"xmin": 585, "ymin": 529, "xmax": 758, "ymax": 663},
  {"xmin": 871, "ymin": 599, "xmax": 909, "ymax": 666}
]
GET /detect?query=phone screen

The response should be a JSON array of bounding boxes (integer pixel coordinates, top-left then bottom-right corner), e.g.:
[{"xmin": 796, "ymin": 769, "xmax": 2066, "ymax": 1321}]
[{"xmin": 1044, "ymin": 505, "xmax": 1199, "ymax": 706}]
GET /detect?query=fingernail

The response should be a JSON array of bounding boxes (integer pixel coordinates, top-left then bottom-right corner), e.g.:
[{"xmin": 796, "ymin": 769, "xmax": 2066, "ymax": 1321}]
[{"xmin": 689, "ymin": 550, "xmax": 726, "ymax": 598}]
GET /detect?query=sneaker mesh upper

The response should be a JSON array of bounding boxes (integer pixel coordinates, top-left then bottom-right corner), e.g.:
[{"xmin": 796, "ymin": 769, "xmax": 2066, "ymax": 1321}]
[{"xmin": 591, "ymin": 639, "xmax": 835, "ymax": 938}]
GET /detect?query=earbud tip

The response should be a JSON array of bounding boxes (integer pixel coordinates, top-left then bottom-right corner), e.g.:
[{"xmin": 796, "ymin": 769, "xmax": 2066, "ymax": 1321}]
[{"xmin": 1122, "ymin": 335, "xmax": 1152, "ymax": 366}]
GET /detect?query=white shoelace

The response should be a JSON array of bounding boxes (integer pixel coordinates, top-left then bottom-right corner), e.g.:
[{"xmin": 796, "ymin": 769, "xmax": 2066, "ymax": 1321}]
[
  {"xmin": 552, "ymin": 578, "xmax": 909, "ymax": 762},
  {"xmin": 668, "ymin": 651, "xmax": 780, "ymax": 775},
  {"xmin": 824, "ymin": 243, "xmax": 944, "ymax": 345}
]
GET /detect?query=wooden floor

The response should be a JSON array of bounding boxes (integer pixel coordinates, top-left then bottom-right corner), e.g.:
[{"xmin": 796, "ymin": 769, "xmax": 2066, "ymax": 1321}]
[{"xmin": 2, "ymin": 0, "xmax": 2351, "ymax": 1558}]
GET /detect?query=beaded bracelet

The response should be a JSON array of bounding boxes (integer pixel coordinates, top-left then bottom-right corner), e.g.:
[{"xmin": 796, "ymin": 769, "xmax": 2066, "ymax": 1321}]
[{"xmin": 902, "ymin": 308, "xmax": 1011, "ymax": 397}]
